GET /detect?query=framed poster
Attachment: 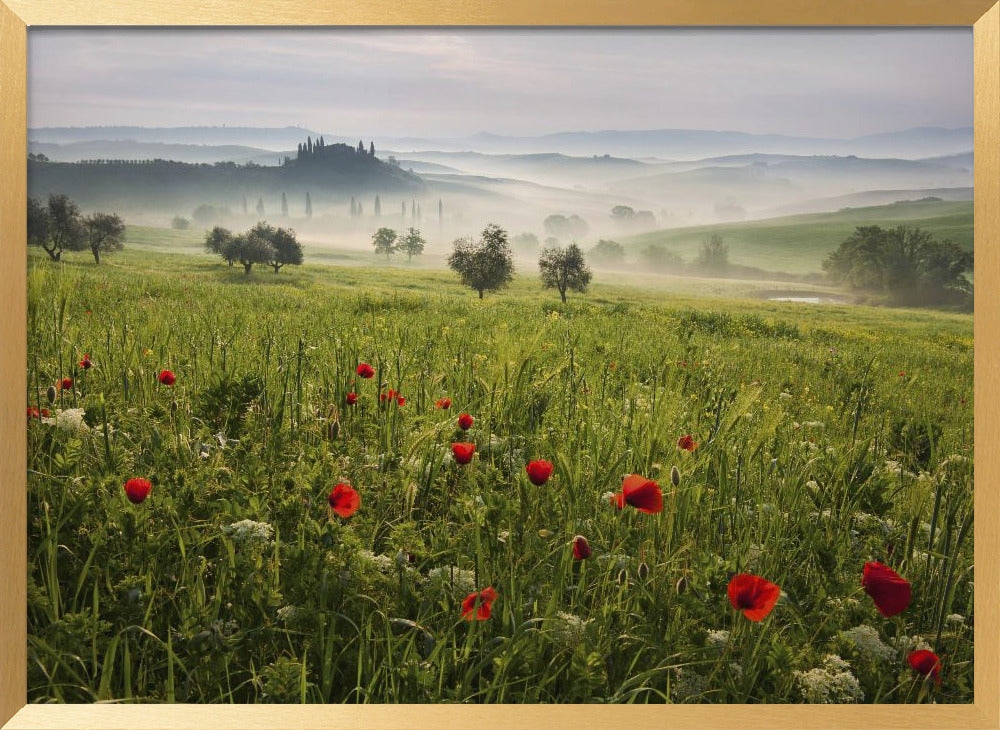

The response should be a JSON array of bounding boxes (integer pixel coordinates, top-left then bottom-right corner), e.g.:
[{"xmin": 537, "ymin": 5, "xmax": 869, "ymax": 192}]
[{"xmin": 1, "ymin": 1, "xmax": 998, "ymax": 728}]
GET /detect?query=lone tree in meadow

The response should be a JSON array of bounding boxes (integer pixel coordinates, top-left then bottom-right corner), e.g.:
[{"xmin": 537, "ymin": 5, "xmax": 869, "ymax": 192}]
[
  {"xmin": 372, "ymin": 227, "xmax": 398, "ymax": 260},
  {"xmin": 697, "ymin": 234, "xmax": 729, "ymax": 273},
  {"xmin": 28, "ymin": 194, "xmax": 87, "ymax": 261},
  {"xmin": 447, "ymin": 223, "xmax": 515, "ymax": 299},
  {"xmin": 83, "ymin": 212, "xmax": 126, "ymax": 265},
  {"xmin": 248, "ymin": 221, "xmax": 303, "ymax": 273},
  {"xmin": 538, "ymin": 242, "xmax": 592, "ymax": 303},
  {"xmin": 229, "ymin": 230, "xmax": 275, "ymax": 275},
  {"xmin": 205, "ymin": 226, "xmax": 235, "ymax": 265},
  {"xmin": 399, "ymin": 227, "xmax": 426, "ymax": 263}
]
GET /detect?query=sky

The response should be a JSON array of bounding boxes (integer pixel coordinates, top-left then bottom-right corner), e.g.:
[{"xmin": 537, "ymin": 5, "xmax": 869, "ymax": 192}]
[{"xmin": 28, "ymin": 28, "xmax": 973, "ymax": 139}]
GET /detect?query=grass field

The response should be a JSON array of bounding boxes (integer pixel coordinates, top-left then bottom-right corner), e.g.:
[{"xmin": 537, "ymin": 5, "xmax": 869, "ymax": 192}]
[
  {"xmin": 25, "ymin": 246, "xmax": 973, "ymax": 704},
  {"xmin": 622, "ymin": 200, "xmax": 974, "ymax": 275}
]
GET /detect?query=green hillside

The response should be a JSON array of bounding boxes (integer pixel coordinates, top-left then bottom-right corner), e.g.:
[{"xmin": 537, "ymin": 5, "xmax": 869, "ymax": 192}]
[{"xmin": 622, "ymin": 199, "xmax": 973, "ymax": 274}]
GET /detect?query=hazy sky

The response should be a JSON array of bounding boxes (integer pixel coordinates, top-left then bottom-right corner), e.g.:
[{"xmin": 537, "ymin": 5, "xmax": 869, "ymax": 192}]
[{"xmin": 28, "ymin": 28, "xmax": 972, "ymax": 138}]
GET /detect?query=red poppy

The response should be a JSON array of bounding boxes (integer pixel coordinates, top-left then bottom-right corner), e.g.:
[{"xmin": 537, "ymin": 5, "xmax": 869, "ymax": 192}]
[
  {"xmin": 27, "ymin": 407, "xmax": 48, "ymax": 420},
  {"xmin": 461, "ymin": 586, "xmax": 498, "ymax": 621},
  {"xmin": 59, "ymin": 378, "xmax": 73, "ymax": 391},
  {"xmin": 572, "ymin": 535, "xmax": 592, "ymax": 560},
  {"xmin": 620, "ymin": 474, "xmax": 663, "ymax": 513},
  {"xmin": 356, "ymin": 362, "xmax": 375, "ymax": 379},
  {"xmin": 345, "ymin": 392, "xmax": 358, "ymax": 405},
  {"xmin": 452, "ymin": 442, "xmax": 476, "ymax": 465},
  {"xmin": 908, "ymin": 650, "xmax": 941, "ymax": 684},
  {"xmin": 157, "ymin": 370, "xmax": 176, "ymax": 386},
  {"xmin": 727, "ymin": 573, "xmax": 781, "ymax": 621},
  {"xmin": 458, "ymin": 413, "xmax": 474, "ymax": 430},
  {"xmin": 525, "ymin": 460, "xmax": 554, "ymax": 486},
  {"xmin": 677, "ymin": 434, "xmax": 698, "ymax": 452},
  {"xmin": 435, "ymin": 397, "xmax": 452, "ymax": 410},
  {"xmin": 124, "ymin": 477, "xmax": 152, "ymax": 504},
  {"xmin": 397, "ymin": 396, "xmax": 406, "ymax": 407},
  {"xmin": 328, "ymin": 483, "xmax": 360, "ymax": 518},
  {"xmin": 862, "ymin": 561, "xmax": 911, "ymax": 617},
  {"xmin": 609, "ymin": 492, "xmax": 626, "ymax": 510},
  {"xmin": 79, "ymin": 354, "xmax": 92, "ymax": 370},
  {"xmin": 898, "ymin": 371, "xmax": 906, "ymax": 377}
]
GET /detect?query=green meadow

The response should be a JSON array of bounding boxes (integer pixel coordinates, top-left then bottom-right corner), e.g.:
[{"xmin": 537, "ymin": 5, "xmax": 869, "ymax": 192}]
[
  {"xmin": 622, "ymin": 200, "xmax": 973, "ymax": 274},
  {"xmin": 25, "ymin": 240, "xmax": 973, "ymax": 704}
]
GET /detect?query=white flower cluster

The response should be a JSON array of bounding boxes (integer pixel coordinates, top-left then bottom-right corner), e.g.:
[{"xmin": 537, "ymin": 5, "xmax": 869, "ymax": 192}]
[
  {"xmin": 705, "ymin": 629, "xmax": 731, "ymax": 651},
  {"xmin": 276, "ymin": 605, "xmax": 301, "ymax": 623},
  {"xmin": 840, "ymin": 624, "xmax": 895, "ymax": 662},
  {"xmin": 794, "ymin": 655, "xmax": 865, "ymax": 703},
  {"xmin": 42, "ymin": 408, "xmax": 89, "ymax": 432},
  {"xmin": 946, "ymin": 613, "xmax": 966, "ymax": 625},
  {"xmin": 549, "ymin": 612, "xmax": 592, "ymax": 645},
  {"xmin": 670, "ymin": 667, "xmax": 708, "ymax": 703},
  {"xmin": 892, "ymin": 634, "xmax": 933, "ymax": 654},
  {"xmin": 358, "ymin": 550, "xmax": 396, "ymax": 574},
  {"xmin": 425, "ymin": 566, "xmax": 477, "ymax": 594},
  {"xmin": 222, "ymin": 519, "xmax": 274, "ymax": 546}
]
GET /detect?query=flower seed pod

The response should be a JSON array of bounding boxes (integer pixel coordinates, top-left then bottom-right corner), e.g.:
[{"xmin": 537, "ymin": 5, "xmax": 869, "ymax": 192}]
[
  {"xmin": 327, "ymin": 419, "xmax": 340, "ymax": 440},
  {"xmin": 636, "ymin": 561, "xmax": 650, "ymax": 581},
  {"xmin": 670, "ymin": 466, "xmax": 681, "ymax": 487},
  {"xmin": 46, "ymin": 385, "xmax": 57, "ymax": 404}
]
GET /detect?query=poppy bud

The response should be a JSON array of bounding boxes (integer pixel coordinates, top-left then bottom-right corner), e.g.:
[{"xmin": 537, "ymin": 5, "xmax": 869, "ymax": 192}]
[
  {"xmin": 327, "ymin": 419, "xmax": 340, "ymax": 440},
  {"xmin": 617, "ymin": 568, "xmax": 629, "ymax": 586},
  {"xmin": 636, "ymin": 561, "xmax": 650, "ymax": 581},
  {"xmin": 670, "ymin": 466, "xmax": 681, "ymax": 487},
  {"xmin": 676, "ymin": 576, "xmax": 688, "ymax": 594},
  {"xmin": 170, "ymin": 400, "xmax": 178, "ymax": 413},
  {"xmin": 46, "ymin": 385, "xmax": 57, "ymax": 404}
]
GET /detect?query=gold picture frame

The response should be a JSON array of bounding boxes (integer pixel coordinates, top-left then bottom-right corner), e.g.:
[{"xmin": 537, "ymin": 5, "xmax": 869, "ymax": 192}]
[{"xmin": 1, "ymin": 1, "xmax": 998, "ymax": 727}]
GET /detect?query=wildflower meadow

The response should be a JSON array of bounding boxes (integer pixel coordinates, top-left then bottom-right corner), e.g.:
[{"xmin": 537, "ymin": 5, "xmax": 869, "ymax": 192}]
[{"xmin": 25, "ymin": 249, "xmax": 973, "ymax": 704}]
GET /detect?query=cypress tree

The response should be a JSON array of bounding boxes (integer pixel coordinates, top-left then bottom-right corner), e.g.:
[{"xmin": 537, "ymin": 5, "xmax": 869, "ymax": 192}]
[
  {"xmin": 281, "ymin": 192, "xmax": 288, "ymax": 216},
  {"xmin": 374, "ymin": 195, "xmax": 381, "ymax": 217},
  {"xmin": 369, "ymin": 141, "xmax": 375, "ymax": 157},
  {"xmin": 358, "ymin": 202, "xmax": 363, "ymax": 217},
  {"xmin": 438, "ymin": 198, "xmax": 443, "ymax": 224},
  {"xmin": 307, "ymin": 137, "xmax": 313, "ymax": 154},
  {"xmin": 358, "ymin": 140, "xmax": 364, "ymax": 154},
  {"xmin": 256, "ymin": 197, "xmax": 265, "ymax": 217},
  {"xmin": 350, "ymin": 196, "xmax": 356, "ymax": 218},
  {"xmin": 305, "ymin": 192, "xmax": 312, "ymax": 220},
  {"xmin": 411, "ymin": 200, "xmax": 416, "ymax": 222}
]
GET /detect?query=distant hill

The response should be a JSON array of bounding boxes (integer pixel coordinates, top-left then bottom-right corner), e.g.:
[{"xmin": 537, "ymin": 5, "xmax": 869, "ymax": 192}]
[
  {"xmin": 620, "ymin": 199, "xmax": 973, "ymax": 275},
  {"xmin": 29, "ymin": 125, "xmax": 974, "ymax": 160},
  {"xmin": 27, "ymin": 140, "xmax": 423, "ymax": 214},
  {"xmin": 28, "ymin": 140, "xmax": 285, "ymax": 165}
]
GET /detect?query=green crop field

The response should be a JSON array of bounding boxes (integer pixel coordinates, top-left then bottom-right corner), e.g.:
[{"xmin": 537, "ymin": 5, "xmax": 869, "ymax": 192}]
[
  {"xmin": 622, "ymin": 200, "xmax": 974, "ymax": 275},
  {"xmin": 26, "ymin": 245, "xmax": 973, "ymax": 704}
]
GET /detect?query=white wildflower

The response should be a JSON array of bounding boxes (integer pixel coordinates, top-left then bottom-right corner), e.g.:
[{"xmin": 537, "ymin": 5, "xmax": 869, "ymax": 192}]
[
  {"xmin": 549, "ymin": 612, "xmax": 591, "ymax": 646},
  {"xmin": 946, "ymin": 614, "xmax": 966, "ymax": 625},
  {"xmin": 728, "ymin": 662, "xmax": 743, "ymax": 680},
  {"xmin": 671, "ymin": 667, "xmax": 708, "ymax": 702},
  {"xmin": 802, "ymin": 421, "xmax": 825, "ymax": 430},
  {"xmin": 779, "ymin": 392, "xmax": 793, "ymax": 400},
  {"xmin": 358, "ymin": 550, "xmax": 395, "ymax": 574},
  {"xmin": 276, "ymin": 605, "xmax": 301, "ymax": 623},
  {"xmin": 43, "ymin": 408, "xmax": 89, "ymax": 432},
  {"xmin": 841, "ymin": 625, "xmax": 895, "ymax": 662},
  {"xmin": 425, "ymin": 566, "xmax": 477, "ymax": 594},
  {"xmin": 794, "ymin": 655, "xmax": 865, "ymax": 703},
  {"xmin": 705, "ymin": 629, "xmax": 731, "ymax": 651},
  {"xmin": 222, "ymin": 519, "xmax": 273, "ymax": 546}
]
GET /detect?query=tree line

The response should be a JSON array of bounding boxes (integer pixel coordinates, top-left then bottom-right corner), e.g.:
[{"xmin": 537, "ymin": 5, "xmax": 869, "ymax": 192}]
[
  {"xmin": 822, "ymin": 225, "xmax": 972, "ymax": 306},
  {"xmin": 205, "ymin": 222, "xmax": 304, "ymax": 275},
  {"xmin": 446, "ymin": 224, "xmax": 592, "ymax": 302},
  {"xmin": 27, "ymin": 193, "xmax": 126, "ymax": 265}
]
